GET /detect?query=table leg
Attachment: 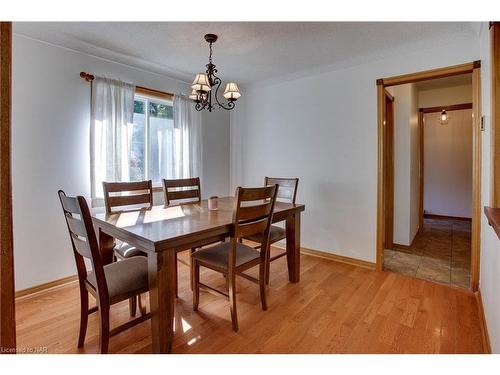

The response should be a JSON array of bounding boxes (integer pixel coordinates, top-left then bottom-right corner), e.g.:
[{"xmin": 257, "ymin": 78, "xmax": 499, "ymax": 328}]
[
  {"xmin": 286, "ymin": 212, "xmax": 301, "ymax": 283},
  {"xmin": 97, "ymin": 227, "xmax": 114, "ymax": 265},
  {"xmin": 148, "ymin": 250, "xmax": 176, "ymax": 354}
]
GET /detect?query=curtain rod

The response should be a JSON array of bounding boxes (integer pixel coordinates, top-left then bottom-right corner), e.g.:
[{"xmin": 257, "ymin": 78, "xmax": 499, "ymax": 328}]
[{"xmin": 79, "ymin": 71, "xmax": 174, "ymax": 99}]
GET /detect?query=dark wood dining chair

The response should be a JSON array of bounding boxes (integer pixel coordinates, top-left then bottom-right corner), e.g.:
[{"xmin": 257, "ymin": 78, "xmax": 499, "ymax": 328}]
[
  {"xmin": 191, "ymin": 184, "xmax": 278, "ymax": 332},
  {"xmin": 162, "ymin": 177, "xmax": 201, "ymax": 206},
  {"xmin": 162, "ymin": 177, "xmax": 203, "ymax": 297},
  {"xmin": 102, "ymin": 180, "xmax": 153, "ymax": 260},
  {"xmin": 58, "ymin": 190, "xmax": 150, "ymax": 354},
  {"xmin": 242, "ymin": 177, "xmax": 299, "ymax": 284},
  {"xmin": 102, "ymin": 180, "xmax": 153, "ymax": 315}
]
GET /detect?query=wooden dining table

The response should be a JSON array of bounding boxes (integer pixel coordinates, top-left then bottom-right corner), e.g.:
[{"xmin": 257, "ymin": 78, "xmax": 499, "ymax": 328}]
[{"xmin": 92, "ymin": 196, "xmax": 305, "ymax": 353}]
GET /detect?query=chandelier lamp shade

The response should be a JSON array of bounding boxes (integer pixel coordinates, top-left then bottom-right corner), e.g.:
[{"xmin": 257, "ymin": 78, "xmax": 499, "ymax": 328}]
[{"xmin": 190, "ymin": 34, "xmax": 241, "ymax": 112}]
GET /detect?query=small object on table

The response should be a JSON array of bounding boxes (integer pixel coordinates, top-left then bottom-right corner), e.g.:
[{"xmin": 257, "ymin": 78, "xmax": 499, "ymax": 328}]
[{"xmin": 208, "ymin": 196, "xmax": 218, "ymax": 210}]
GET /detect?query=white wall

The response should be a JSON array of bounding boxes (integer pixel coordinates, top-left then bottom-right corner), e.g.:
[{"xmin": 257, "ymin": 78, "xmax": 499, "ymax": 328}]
[
  {"xmin": 230, "ymin": 36, "xmax": 480, "ymax": 263},
  {"xmin": 201, "ymin": 110, "xmax": 231, "ymax": 198},
  {"xmin": 423, "ymin": 109, "xmax": 473, "ymax": 218},
  {"xmin": 12, "ymin": 34, "xmax": 230, "ymax": 290},
  {"xmin": 391, "ymin": 84, "xmax": 419, "ymax": 246},
  {"xmin": 419, "ymin": 84, "xmax": 472, "ymax": 107},
  {"xmin": 419, "ymin": 84, "xmax": 473, "ymax": 218},
  {"xmin": 478, "ymin": 22, "xmax": 500, "ymax": 353}
]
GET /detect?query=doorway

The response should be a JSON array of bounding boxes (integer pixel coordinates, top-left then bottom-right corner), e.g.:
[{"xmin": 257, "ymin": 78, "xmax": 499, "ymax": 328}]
[{"xmin": 376, "ymin": 61, "xmax": 482, "ymax": 291}]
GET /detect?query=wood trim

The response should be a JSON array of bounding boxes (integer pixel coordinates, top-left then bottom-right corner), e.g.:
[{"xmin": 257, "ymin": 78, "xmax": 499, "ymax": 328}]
[
  {"xmin": 418, "ymin": 111, "xmax": 424, "ymax": 232},
  {"xmin": 79, "ymin": 71, "xmax": 174, "ymax": 100},
  {"xmin": 419, "ymin": 102, "xmax": 473, "ymax": 114},
  {"xmin": 392, "ymin": 243, "xmax": 411, "ymax": 251},
  {"xmin": 392, "ymin": 236, "xmax": 418, "ymax": 251},
  {"xmin": 376, "ymin": 83, "xmax": 385, "ymax": 271},
  {"xmin": 299, "ymin": 247, "xmax": 376, "ymax": 270},
  {"xmin": 271, "ymin": 242, "xmax": 376, "ymax": 270},
  {"xmin": 135, "ymin": 86, "xmax": 173, "ymax": 101},
  {"xmin": 423, "ymin": 213, "xmax": 472, "ymax": 222},
  {"xmin": 384, "ymin": 89, "xmax": 394, "ymax": 102},
  {"xmin": 491, "ymin": 23, "xmax": 500, "ymax": 207},
  {"xmin": 418, "ymin": 104, "xmax": 473, "ymax": 231},
  {"xmin": 471, "ymin": 66, "xmax": 482, "ymax": 292},
  {"xmin": 475, "ymin": 289, "xmax": 492, "ymax": 353},
  {"xmin": 376, "ymin": 61, "xmax": 482, "ymax": 291},
  {"xmin": 0, "ymin": 21, "xmax": 16, "ymax": 352},
  {"xmin": 383, "ymin": 96, "xmax": 394, "ymax": 250},
  {"xmin": 379, "ymin": 61, "xmax": 478, "ymax": 87},
  {"xmin": 15, "ymin": 275, "xmax": 78, "ymax": 300}
]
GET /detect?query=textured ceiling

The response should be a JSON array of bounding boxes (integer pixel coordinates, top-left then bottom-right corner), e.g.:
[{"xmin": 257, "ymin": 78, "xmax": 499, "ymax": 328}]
[{"xmin": 14, "ymin": 22, "xmax": 480, "ymax": 86}]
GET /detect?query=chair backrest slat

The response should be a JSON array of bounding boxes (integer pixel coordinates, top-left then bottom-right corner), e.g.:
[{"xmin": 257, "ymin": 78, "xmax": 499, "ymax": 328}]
[
  {"xmin": 59, "ymin": 193, "xmax": 82, "ymax": 214},
  {"xmin": 166, "ymin": 189, "xmax": 200, "ymax": 201},
  {"xmin": 107, "ymin": 193, "xmax": 152, "ymax": 209},
  {"xmin": 236, "ymin": 218, "xmax": 268, "ymax": 238},
  {"xmin": 104, "ymin": 180, "xmax": 151, "ymax": 192},
  {"xmin": 65, "ymin": 213, "xmax": 88, "ymax": 239},
  {"xmin": 163, "ymin": 177, "xmax": 201, "ymax": 206},
  {"xmin": 238, "ymin": 203, "xmax": 273, "ymax": 223},
  {"xmin": 265, "ymin": 177, "xmax": 299, "ymax": 204},
  {"xmin": 102, "ymin": 180, "xmax": 153, "ymax": 213},
  {"xmin": 71, "ymin": 233, "xmax": 92, "ymax": 258},
  {"xmin": 163, "ymin": 178, "xmax": 200, "ymax": 188}
]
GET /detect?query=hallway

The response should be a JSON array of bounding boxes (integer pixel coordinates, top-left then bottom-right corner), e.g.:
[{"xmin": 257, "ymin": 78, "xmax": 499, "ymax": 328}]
[{"xmin": 384, "ymin": 218, "xmax": 471, "ymax": 288}]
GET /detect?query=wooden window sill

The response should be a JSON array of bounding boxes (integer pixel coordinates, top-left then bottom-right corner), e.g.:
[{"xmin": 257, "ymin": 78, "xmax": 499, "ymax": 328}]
[{"xmin": 484, "ymin": 206, "xmax": 500, "ymax": 240}]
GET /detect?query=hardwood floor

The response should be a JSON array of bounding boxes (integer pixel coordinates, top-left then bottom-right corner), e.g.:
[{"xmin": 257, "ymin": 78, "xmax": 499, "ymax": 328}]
[{"xmin": 15, "ymin": 248, "xmax": 485, "ymax": 354}]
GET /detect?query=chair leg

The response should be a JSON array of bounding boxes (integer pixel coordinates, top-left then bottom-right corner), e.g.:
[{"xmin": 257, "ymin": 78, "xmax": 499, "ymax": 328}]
[
  {"xmin": 192, "ymin": 260, "xmax": 200, "ymax": 311},
  {"xmin": 265, "ymin": 257, "xmax": 271, "ymax": 285},
  {"xmin": 138, "ymin": 294, "xmax": 147, "ymax": 316},
  {"xmin": 259, "ymin": 262, "xmax": 268, "ymax": 311},
  {"xmin": 190, "ymin": 248, "xmax": 196, "ymax": 291},
  {"xmin": 77, "ymin": 287, "xmax": 89, "ymax": 348},
  {"xmin": 97, "ymin": 303, "xmax": 110, "ymax": 354},
  {"xmin": 129, "ymin": 296, "xmax": 137, "ymax": 317},
  {"xmin": 174, "ymin": 252, "xmax": 179, "ymax": 298},
  {"xmin": 228, "ymin": 273, "xmax": 238, "ymax": 332}
]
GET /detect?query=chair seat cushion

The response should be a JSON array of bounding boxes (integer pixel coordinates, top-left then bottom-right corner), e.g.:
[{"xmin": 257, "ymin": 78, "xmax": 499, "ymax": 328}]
[
  {"xmin": 87, "ymin": 257, "xmax": 148, "ymax": 299},
  {"xmin": 192, "ymin": 241, "xmax": 261, "ymax": 270},
  {"xmin": 244, "ymin": 225, "xmax": 286, "ymax": 244},
  {"xmin": 114, "ymin": 240, "xmax": 146, "ymax": 258}
]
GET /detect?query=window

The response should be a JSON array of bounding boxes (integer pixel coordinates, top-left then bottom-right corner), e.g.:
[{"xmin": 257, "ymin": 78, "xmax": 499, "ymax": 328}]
[
  {"xmin": 91, "ymin": 78, "xmax": 201, "ymax": 203},
  {"xmin": 130, "ymin": 94, "xmax": 174, "ymax": 184}
]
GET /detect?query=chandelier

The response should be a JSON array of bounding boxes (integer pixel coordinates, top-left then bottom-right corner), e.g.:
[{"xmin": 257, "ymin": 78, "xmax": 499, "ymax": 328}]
[{"xmin": 190, "ymin": 34, "xmax": 241, "ymax": 112}]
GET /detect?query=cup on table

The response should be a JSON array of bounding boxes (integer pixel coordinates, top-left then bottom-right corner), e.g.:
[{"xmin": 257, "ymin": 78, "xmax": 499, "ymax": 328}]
[{"xmin": 208, "ymin": 196, "xmax": 218, "ymax": 210}]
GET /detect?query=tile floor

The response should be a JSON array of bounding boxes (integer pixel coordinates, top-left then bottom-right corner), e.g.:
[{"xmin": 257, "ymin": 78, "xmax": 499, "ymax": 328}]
[{"xmin": 384, "ymin": 218, "xmax": 471, "ymax": 288}]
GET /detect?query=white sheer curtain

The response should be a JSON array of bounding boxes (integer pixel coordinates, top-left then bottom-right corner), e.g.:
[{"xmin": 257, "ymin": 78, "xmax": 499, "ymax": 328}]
[
  {"xmin": 90, "ymin": 77, "xmax": 135, "ymax": 201},
  {"xmin": 172, "ymin": 94, "xmax": 203, "ymax": 180}
]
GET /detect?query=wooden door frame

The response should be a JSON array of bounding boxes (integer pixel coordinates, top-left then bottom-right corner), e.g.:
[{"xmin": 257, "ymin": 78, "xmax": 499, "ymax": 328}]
[
  {"xmin": 418, "ymin": 102, "xmax": 473, "ymax": 231},
  {"xmin": 376, "ymin": 61, "xmax": 482, "ymax": 292},
  {"xmin": 383, "ymin": 90, "xmax": 395, "ymax": 249},
  {"xmin": 0, "ymin": 22, "xmax": 16, "ymax": 352}
]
